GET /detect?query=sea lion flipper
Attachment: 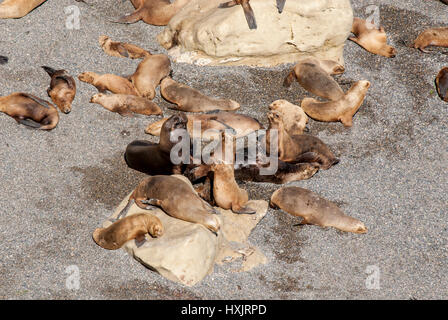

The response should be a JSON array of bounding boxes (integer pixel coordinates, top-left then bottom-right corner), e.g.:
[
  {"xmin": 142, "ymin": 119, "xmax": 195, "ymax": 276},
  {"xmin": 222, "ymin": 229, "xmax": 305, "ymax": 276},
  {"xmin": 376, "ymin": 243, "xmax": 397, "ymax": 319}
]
[
  {"xmin": 218, "ymin": 1, "xmax": 237, "ymax": 9},
  {"xmin": 205, "ymin": 109, "xmax": 221, "ymax": 114},
  {"xmin": 242, "ymin": 2, "xmax": 257, "ymax": 30},
  {"xmin": 283, "ymin": 70, "xmax": 297, "ymax": 87},
  {"xmin": 233, "ymin": 206, "xmax": 256, "ymax": 215},
  {"xmin": 113, "ymin": 8, "xmax": 143, "ymax": 24},
  {"xmin": 141, "ymin": 198, "xmax": 161, "ymax": 208},
  {"xmin": 293, "ymin": 152, "xmax": 321, "ymax": 164},
  {"xmin": 117, "ymin": 44, "xmax": 130, "ymax": 58},
  {"xmin": 276, "ymin": 0, "xmax": 286, "ymax": 13},
  {"xmin": 42, "ymin": 66, "xmax": 57, "ymax": 77},
  {"xmin": 0, "ymin": 56, "xmax": 8, "ymax": 65},
  {"xmin": 19, "ymin": 93, "xmax": 52, "ymax": 109},
  {"xmin": 16, "ymin": 118, "xmax": 42, "ymax": 129},
  {"xmin": 117, "ymin": 199, "xmax": 135, "ymax": 220},
  {"xmin": 134, "ymin": 234, "xmax": 147, "ymax": 247}
]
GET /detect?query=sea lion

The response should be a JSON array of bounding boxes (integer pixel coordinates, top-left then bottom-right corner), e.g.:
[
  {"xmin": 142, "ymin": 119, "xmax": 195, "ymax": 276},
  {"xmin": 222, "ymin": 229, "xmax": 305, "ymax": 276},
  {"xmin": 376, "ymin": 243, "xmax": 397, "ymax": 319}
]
[
  {"xmin": 0, "ymin": 56, "xmax": 8, "ymax": 65},
  {"xmin": 130, "ymin": 54, "xmax": 171, "ymax": 99},
  {"xmin": 349, "ymin": 17, "xmax": 396, "ymax": 58},
  {"xmin": 413, "ymin": 27, "xmax": 448, "ymax": 53},
  {"xmin": 90, "ymin": 93, "xmax": 163, "ymax": 116},
  {"xmin": 219, "ymin": 0, "xmax": 257, "ymax": 30},
  {"xmin": 78, "ymin": 72, "xmax": 139, "ymax": 95},
  {"xmin": 124, "ymin": 114, "xmax": 188, "ymax": 175},
  {"xmin": 301, "ymin": 80, "xmax": 371, "ymax": 127},
  {"xmin": 145, "ymin": 111, "xmax": 261, "ymax": 139},
  {"xmin": 270, "ymin": 186, "xmax": 367, "ymax": 234},
  {"xmin": 266, "ymin": 110, "xmax": 339, "ymax": 169},
  {"xmin": 117, "ymin": 175, "xmax": 221, "ymax": 234},
  {"xmin": 42, "ymin": 66, "xmax": 76, "ymax": 114},
  {"xmin": 435, "ymin": 67, "xmax": 448, "ymax": 102},
  {"xmin": 269, "ymin": 99, "xmax": 308, "ymax": 135},
  {"xmin": 0, "ymin": 92, "xmax": 59, "ymax": 130},
  {"xmin": 93, "ymin": 213, "xmax": 164, "ymax": 250},
  {"xmin": 160, "ymin": 77, "xmax": 240, "ymax": 112},
  {"xmin": 115, "ymin": 0, "xmax": 190, "ymax": 26},
  {"xmin": 0, "ymin": 0, "xmax": 46, "ymax": 19},
  {"xmin": 99, "ymin": 35, "xmax": 151, "ymax": 59},
  {"xmin": 283, "ymin": 57, "xmax": 345, "ymax": 101}
]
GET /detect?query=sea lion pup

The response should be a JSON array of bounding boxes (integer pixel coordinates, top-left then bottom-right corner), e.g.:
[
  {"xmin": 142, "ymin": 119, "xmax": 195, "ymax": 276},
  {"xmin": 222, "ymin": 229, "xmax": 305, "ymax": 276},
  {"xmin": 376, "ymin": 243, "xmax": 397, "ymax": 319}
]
[
  {"xmin": 349, "ymin": 18, "xmax": 396, "ymax": 58},
  {"xmin": 117, "ymin": 175, "xmax": 221, "ymax": 234},
  {"xmin": 270, "ymin": 187, "xmax": 367, "ymax": 234},
  {"xmin": 78, "ymin": 72, "xmax": 139, "ymax": 95},
  {"xmin": 0, "ymin": 56, "xmax": 8, "ymax": 65},
  {"xmin": 269, "ymin": 100, "xmax": 308, "ymax": 135},
  {"xmin": 115, "ymin": 0, "xmax": 190, "ymax": 26},
  {"xmin": 283, "ymin": 57, "xmax": 345, "ymax": 101},
  {"xmin": 219, "ymin": 0, "xmax": 257, "ymax": 30},
  {"xmin": 301, "ymin": 80, "xmax": 371, "ymax": 127},
  {"xmin": 0, "ymin": 0, "xmax": 46, "ymax": 19},
  {"xmin": 130, "ymin": 54, "xmax": 171, "ymax": 99},
  {"xmin": 90, "ymin": 93, "xmax": 163, "ymax": 116},
  {"xmin": 124, "ymin": 114, "xmax": 188, "ymax": 175},
  {"xmin": 93, "ymin": 213, "xmax": 164, "ymax": 250},
  {"xmin": 435, "ymin": 67, "xmax": 448, "ymax": 102},
  {"xmin": 145, "ymin": 111, "xmax": 261, "ymax": 139},
  {"xmin": 42, "ymin": 66, "xmax": 76, "ymax": 114},
  {"xmin": 0, "ymin": 92, "xmax": 59, "ymax": 130},
  {"xmin": 160, "ymin": 77, "xmax": 240, "ymax": 112},
  {"xmin": 413, "ymin": 27, "xmax": 448, "ymax": 53},
  {"xmin": 266, "ymin": 110, "xmax": 339, "ymax": 169},
  {"xmin": 99, "ymin": 35, "xmax": 151, "ymax": 59}
]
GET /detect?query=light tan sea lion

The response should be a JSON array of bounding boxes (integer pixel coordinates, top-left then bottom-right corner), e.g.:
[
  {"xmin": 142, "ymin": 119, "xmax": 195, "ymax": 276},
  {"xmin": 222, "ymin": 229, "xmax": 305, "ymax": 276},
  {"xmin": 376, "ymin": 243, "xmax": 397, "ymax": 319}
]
[
  {"xmin": 42, "ymin": 66, "xmax": 76, "ymax": 114},
  {"xmin": 115, "ymin": 0, "xmax": 190, "ymax": 26},
  {"xmin": 349, "ymin": 17, "xmax": 396, "ymax": 58},
  {"xmin": 301, "ymin": 80, "xmax": 371, "ymax": 127},
  {"xmin": 269, "ymin": 99, "xmax": 308, "ymax": 135},
  {"xmin": 283, "ymin": 57, "xmax": 345, "ymax": 101},
  {"xmin": 0, "ymin": 92, "xmax": 59, "ymax": 130},
  {"xmin": 117, "ymin": 175, "xmax": 221, "ymax": 234},
  {"xmin": 413, "ymin": 27, "xmax": 448, "ymax": 53},
  {"xmin": 98, "ymin": 35, "xmax": 151, "ymax": 59},
  {"xmin": 0, "ymin": 0, "xmax": 46, "ymax": 19},
  {"xmin": 218, "ymin": 0, "xmax": 257, "ymax": 30},
  {"xmin": 78, "ymin": 72, "xmax": 139, "ymax": 95},
  {"xmin": 130, "ymin": 54, "xmax": 171, "ymax": 99},
  {"xmin": 160, "ymin": 77, "xmax": 240, "ymax": 112},
  {"xmin": 92, "ymin": 213, "xmax": 163, "ymax": 250},
  {"xmin": 90, "ymin": 93, "xmax": 163, "ymax": 116},
  {"xmin": 270, "ymin": 186, "xmax": 367, "ymax": 234},
  {"xmin": 435, "ymin": 67, "xmax": 448, "ymax": 102}
]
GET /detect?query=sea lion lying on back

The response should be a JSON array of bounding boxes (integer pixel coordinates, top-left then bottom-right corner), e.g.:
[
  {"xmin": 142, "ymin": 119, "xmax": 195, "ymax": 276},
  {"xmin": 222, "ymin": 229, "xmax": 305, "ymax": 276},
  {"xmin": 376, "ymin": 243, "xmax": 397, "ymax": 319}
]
[
  {"xmin": 0, "ymin": 56, "xmax": 8, "ymax": 64},
  {"xmin": 78, "ymin": 72, "xmax": 139, "ymax": 95},
  {"xmin": 269, "ymin": 99, "xmax": 308, "ymax": 135},
  {"xmin": 283, "ymin": 57, "xmax": 345, "ymax": 101},
  {"xmin": 99, "ymin": 35, "xmax": 151, "ymax": 59},
  {"xmin": 0, "ymin": 0, "xmax": 46, "ymax": 19},
  {"xmin": 435, "ymin": 67, "xmax": 448, "ymax": 102},
  {"xmin": 270, "ymin": 186, "xmax": 367, "ymax": 234},
  {"xmin": 413, "ymin": 27, "xmax": 448, "ymax": 53},
  {"xmin": 301, "ymin": 80, "xmax": 371, "ymax": 127},
  {"xmin": 115, "ymin": 0, "xmax": 190, "ymax": 26},
  {"xmin": 0, "ymin": 92, "xmax": 59, "ymax": 130},
  {"xmin": 130, "ymin": 54, "xmax": 171, "ymax": 99},
  {"xmin": 90, "ymin": 93, "xmax": 163, "ymax": 116},
  {"xmin": 160, "ymin": 77, "xmax": 240, "ymax": 112},
  {"xmin": 349, "ymin": 17, "xmax": 396, "ymax": 58},
  {"xmin": 42, "ymin": 66, "xmax": 76, "ymax": 114}
]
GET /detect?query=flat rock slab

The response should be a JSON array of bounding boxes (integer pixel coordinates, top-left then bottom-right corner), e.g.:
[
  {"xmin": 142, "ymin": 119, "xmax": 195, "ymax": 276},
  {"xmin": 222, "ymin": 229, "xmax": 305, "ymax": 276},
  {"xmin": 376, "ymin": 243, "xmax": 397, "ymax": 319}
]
[{"xmin": 158, "ymin": 0, "xmax": 353, "ymax": 66}]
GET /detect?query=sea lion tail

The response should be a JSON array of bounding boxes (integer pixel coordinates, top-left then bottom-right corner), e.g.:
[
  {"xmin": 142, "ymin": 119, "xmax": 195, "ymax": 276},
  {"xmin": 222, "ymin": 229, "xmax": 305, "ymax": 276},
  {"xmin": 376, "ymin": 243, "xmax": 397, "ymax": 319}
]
[
  {"xmin": 113, "ymin": 8, "xmax": 143, "ymax": 24},
  {"xmin": 42, "ymin": 66, "xmax": 57, "ymax": 77},
  {"xmin": 283, "ymin": 70, "xmax": 297, "ymax": 87},
  {"xmin": 17, "ymin": 118, "xmax": 43, "ymax": 129},
  {"xmin": 0, "ymin": 56, "xmax": 8, "ymax": 65}
]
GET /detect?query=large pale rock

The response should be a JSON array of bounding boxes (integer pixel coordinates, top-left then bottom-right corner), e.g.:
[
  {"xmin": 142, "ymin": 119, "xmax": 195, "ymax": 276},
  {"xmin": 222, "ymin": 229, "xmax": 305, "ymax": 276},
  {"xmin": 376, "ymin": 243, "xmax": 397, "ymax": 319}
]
[{"xmin": 158, "ymin": 0, "xmax": 353, "ymax": 67}]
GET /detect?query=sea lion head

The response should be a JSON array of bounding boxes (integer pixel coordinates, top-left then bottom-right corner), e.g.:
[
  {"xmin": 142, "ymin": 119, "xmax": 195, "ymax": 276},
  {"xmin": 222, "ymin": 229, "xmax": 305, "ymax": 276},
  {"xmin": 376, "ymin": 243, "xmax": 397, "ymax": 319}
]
[
  {"xmin": 55, "ymin": 87, "xmax": 76, "ymax": 114},
  {"xmin": 159, "ymin": 113, "xmax": 189, "ymax": 153},
  {"xmin": 98, "ymin": 35, "xmax": 109, "ymax": 47},
  {"xmin": 90, "ymin": 93, "xmax": 105, "ymax": 104},
  {"xmin": 436, "ymin": 67, "xmax": 448, "ymax": 101},
  {"xmin": 267, "ymin": 110, "xmax": 283, "ymax": 128},
  {"xmin": 78, "ymin": 72, "xmax": 96, "ymax": 84}
]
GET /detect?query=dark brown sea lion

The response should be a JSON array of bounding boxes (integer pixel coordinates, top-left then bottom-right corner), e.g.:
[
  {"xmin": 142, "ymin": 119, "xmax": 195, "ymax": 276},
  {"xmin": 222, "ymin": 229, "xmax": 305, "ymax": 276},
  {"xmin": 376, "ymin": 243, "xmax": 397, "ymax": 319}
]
[
  {"xmin": 0, "ymin": 0, "xmax": 46, "ymax": 19},
  {"xmin": 130, "ymin": 54, "xmax": 171, "ymax": 99},
  {"xmin": 78, "ymin": 72, "xmax": 139, "ymax": 95},
  {"xmin": 0, "ymin": 92, "xmax": 59, "ymax": 130},
  {"xmin": 99, "ymin": 35, "xmax": 151, "ymax": 59},
  {"xmin": 435, "ymin": 67, "xmax": 448, "ymax": 102},
  {"xmin": 219, "ymin": 0, "xmax": 257, "ymax": 30},
  {"xmin": 90, "ymin": 93, "xmax": 163, "ymax": 116},
  {"xmin": 42, "ymin": 66, "xmax": 76, "ymax": 114},
  {"xmin": 115, "ymin": 0, "xmax": 190, "ymax": 26},
  {"xmin": 270, "ymin": 186, "xmax": 367, "ymax": 234},
  {"xmin": 349, "ymin": 17, "xmax": 396, "ymax": 58},
  {"xmin": 117, "ymin": 175, "xmax": 221, "ymax": 234},
  {"xmin": 413, "ymin": 27, "xmax": 448, "ymax": 53},
  {"xmin": 0, "ymin": 56, "xmax": 8, "ymax": 64},
  {"xmin": 93, "ymin": 213, "xmax": 164, "ymax": 250},
  {"xmin": 160, "ymin": 77, "xmax": 240, "ymax": 112}
]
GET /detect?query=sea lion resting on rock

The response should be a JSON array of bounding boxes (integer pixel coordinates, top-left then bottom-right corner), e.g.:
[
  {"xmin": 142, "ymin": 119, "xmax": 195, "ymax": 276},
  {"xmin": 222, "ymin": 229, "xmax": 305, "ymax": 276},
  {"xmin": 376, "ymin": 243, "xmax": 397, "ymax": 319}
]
[
  {"xmin": 130, "ymin": 54, "xmax": 171, "ymax": 99},
  {"xmin": 349, "ymin": 17, "xmax": 396, "ymax": 58},
  {"xmin": 270, "ymin": 186, "xmax": 367, "ymax": 234},
  {"xmin": 269, "ymin": 99, "xmax": 308, "ymax": 135},
  {"xmin": 301, "ymin": 80, "xmax": 371, "ymax": 127},
  {"xmin": 160, "ymin": 77, "xmax": 240, "ymax": 112},
  {"xmin": 0, "ymin": 92, "xmax": 59, "ymax": 130},
  {"xmin": 42, "ymin": 66, "xmax": 76, "ymax": 114},
  {"xmin": 99, "ymin": 35, "xmax": 151, "ymax": 59},
  {"xmin": 413, "ymin": 27, "xmax": 448, "ymax": 53},
  {"xmin": 116, "ymin": 0, "xmax": 190, "ymax": 26},
  {"xmin": 78, "ymin": 72, "xmax": 139, "ymax": 95},
  {"xmin": 435, "ymin": 67, "xmax": 448, "ymax": 102},
  {"xmin": 117, "ymin": 175, "xmax": 221, "ymax": 234},
  {"xmin": 283, "ymin": 56, "xmax": 345, "ymax": 101},
  {"xmin": 93, "ymin": 213, "xmax": 164, "ymax": 250},
  {"xmin": 0, "ymin": 56, "xmax": 8, "ymax": 64},
  {"xmin": 0, "ymin": 0, "xmax": 46, "ymax": 19},
  {"xmin": 90, "ymin": 93, "xmax": 163, "ymax": 116}
]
